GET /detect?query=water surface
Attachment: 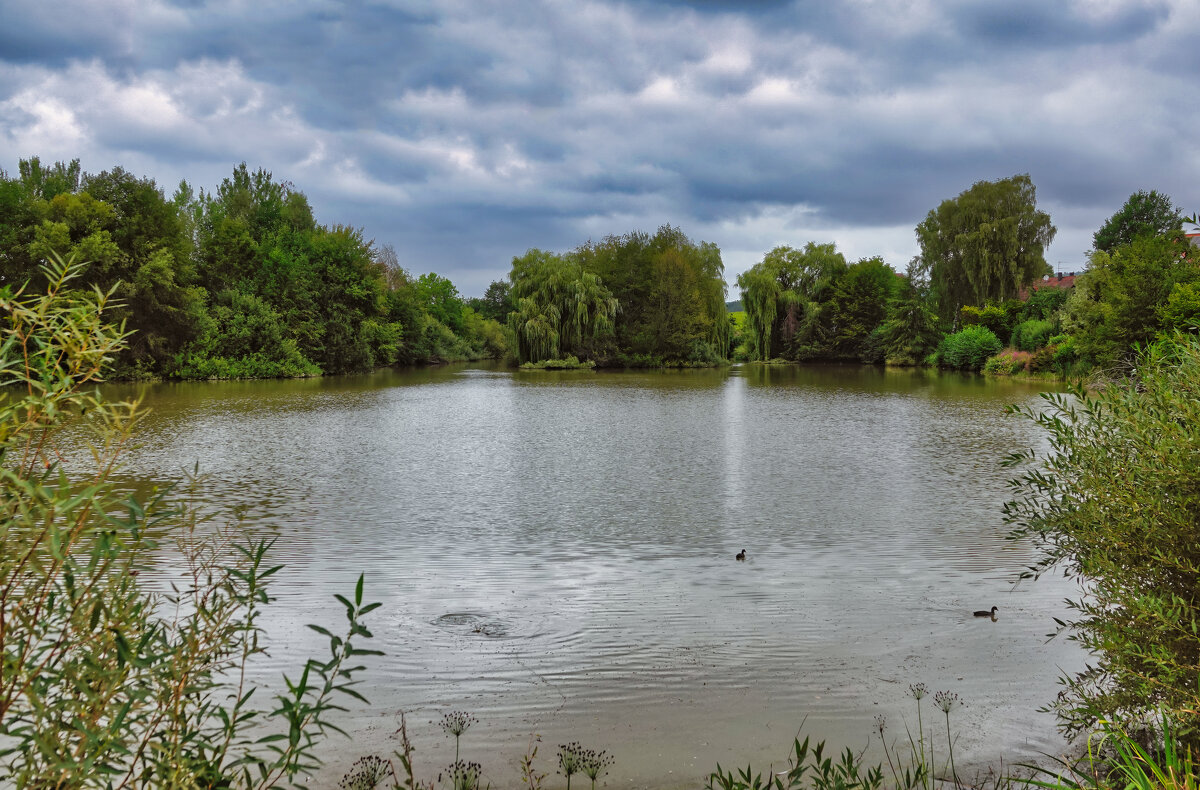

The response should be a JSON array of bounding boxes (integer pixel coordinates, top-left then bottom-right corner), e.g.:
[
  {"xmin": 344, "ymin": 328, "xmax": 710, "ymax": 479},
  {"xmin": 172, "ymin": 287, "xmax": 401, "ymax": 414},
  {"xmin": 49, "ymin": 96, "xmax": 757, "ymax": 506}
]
[{"xmin": 104, "ymin": 363, "xmax": 1085, "ymax": 788}]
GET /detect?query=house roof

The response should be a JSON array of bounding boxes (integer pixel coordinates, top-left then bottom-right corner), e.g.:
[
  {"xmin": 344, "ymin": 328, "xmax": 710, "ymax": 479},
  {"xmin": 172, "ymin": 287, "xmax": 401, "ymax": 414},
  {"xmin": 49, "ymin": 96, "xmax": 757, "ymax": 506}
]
[{"xmin": 1019, "ymin": 272, "xmax": 1077, "ymax": 300}]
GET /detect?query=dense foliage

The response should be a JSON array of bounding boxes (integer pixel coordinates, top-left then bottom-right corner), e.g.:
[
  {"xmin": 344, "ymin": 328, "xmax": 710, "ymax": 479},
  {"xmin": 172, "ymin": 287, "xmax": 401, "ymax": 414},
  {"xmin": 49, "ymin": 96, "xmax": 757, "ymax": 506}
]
[
  {"xmin": 5, "ymin": 157, "xmax": 1194, "ymax": 383},
  {"xmin": 1060, "ymin": 232, "xmax": 1200, "ymax": 372},
  {"xmin": 915, "ymin": 174, "xmax": 1055, "ymax": 321},
  {"xmin": 508, "ymin": 226, "xmax": 730, "ymax": 366},
  {"xmin": 0, "ymin": 158, "xmax": 505, "ymax": 379},
  {"xmin": 1005, "ymin": 334, "xmax": 1200, "ymax": 748},
  {"xmin": 1093, "ymin": 189, "xmax": 1182, "ymax": 252},
  {"xmin": 736, "ymin": 244, "xmax": 899, "ymax": 363},
  {"xmin": 934, "ymin": 325, "xmax": 1002, "ymax": 371},
  {"xmin": 0, "ymin": 255, "xmax": 380, "ymax": 786}
]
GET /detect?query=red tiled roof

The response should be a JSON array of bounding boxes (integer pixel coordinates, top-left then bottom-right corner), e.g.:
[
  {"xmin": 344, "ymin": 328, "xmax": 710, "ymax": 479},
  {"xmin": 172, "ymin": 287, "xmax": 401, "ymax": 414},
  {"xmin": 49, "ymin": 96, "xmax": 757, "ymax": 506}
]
[{"xmin": 1019, "ymin": 273, "xmax": 1077, "ymax": 301}]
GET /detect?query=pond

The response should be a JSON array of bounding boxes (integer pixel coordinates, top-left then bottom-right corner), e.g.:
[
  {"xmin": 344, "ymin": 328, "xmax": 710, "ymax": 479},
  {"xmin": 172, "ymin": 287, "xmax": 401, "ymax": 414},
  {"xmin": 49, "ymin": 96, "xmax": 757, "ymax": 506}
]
[{"xmin": 104, "ymin": 363, "xmax": 1085, "ymax": 788}]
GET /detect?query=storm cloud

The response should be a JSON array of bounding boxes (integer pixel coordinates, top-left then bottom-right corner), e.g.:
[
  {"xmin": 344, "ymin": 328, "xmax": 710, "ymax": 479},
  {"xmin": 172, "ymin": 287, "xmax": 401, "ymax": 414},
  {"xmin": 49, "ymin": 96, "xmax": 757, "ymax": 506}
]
[{"xmin": 1, "ymin": 0, "xmax": 1196, "ymax": 294}]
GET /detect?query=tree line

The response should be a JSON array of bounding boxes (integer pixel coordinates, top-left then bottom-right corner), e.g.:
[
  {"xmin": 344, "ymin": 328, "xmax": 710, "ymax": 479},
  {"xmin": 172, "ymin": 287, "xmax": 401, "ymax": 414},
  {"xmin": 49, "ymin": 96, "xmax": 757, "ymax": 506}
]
[
  {"xmin": 735, "ymin": 174, "xmax": 1198, "ymax": 379},
  {"xmin": 2, "ymin": 157, "xmax": 1193, "ymax": 379},
  {"xmin": 0, "ymin": 158, "xmax": 505, "ymax": 379}
]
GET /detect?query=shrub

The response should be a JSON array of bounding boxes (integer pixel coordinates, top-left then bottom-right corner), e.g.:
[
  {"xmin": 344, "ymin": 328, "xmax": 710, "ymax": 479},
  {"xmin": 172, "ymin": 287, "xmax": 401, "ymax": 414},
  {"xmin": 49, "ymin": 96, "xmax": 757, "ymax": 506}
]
[
  {"xmin": 1005, "ymin": 334, "xmax": 1200, "ymax": 747},
  {"xmin": 959, "ymin": 304, "xmax": 1008, "ymax": 337},
  {"xmin": 1027, "ymin": 344, "xmax": 1058, "ymax": 372},
  {"xmin": 1051, "ymin": 334, "xmax": 1078, "ymax": 372},
  {"xmin": 0, "ymin": 254, "xmax": 380, "ymax": 787},
  {"xmin": 1011, "ymin": 318, "xmax": 1055, "ymax": 351},
  {"xmin": 519, "ymin": 355, "xmax": 595, "ymax": 370},
  {"xmin": 173, "ymin": 288, "xmax": 323, "ymax": 378},
  {"xmin": 936, "ymin": 325, "xmax": 1002, "ymax": 371},
  {"xmin": 983, "ymin": 349, "xmax": 1030, "ymax": 375}
]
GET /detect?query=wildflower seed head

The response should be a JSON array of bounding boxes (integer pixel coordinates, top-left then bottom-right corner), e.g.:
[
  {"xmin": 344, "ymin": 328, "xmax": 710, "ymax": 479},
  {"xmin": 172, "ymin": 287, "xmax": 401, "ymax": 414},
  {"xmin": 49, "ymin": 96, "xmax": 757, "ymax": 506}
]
[
  {"xmin": 580, "ymin": 749, "xmax": 614, "ymax": 781},
  {"xmin": 338, "ymin": 755, "xmax": 393, "ymax": 790},
  {"xmin": 440, "ymin": 711, "xmax": 478, "ymax": 738},
  {"xmin": 441, "ymin": 760, "xmax": 483, "ymax": 790},
  {"xmin": 935, "ymin": 690, "xmax": 960, "ymax": 713},
  {"xmin": 874, "ymin": 714, "xmax": 886, "ymax": 734},
  {"xmin": 558, "ymin": 742, "xmax": 584, "ymax": 776},
  {"xmin": 908, "ymin": 683, "xmax": 927, "ymax": 701}
]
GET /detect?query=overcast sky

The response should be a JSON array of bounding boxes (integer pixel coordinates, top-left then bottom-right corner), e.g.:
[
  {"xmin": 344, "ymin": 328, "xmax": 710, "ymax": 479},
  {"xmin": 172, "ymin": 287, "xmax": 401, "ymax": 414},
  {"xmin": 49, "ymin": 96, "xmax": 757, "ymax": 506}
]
[{"xmin": 2, "ymin": 0, "xmax": 1197, "ymax": 297}]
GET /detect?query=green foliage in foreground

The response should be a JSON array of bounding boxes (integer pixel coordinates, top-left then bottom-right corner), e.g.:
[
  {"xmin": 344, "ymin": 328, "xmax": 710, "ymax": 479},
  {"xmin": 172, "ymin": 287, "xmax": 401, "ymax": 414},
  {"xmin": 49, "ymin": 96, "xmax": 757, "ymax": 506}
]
[
  {"xmin": 1005, "ymin": 334, "xmax": 1200, "ymax": 748},
  {"xmin": 0, "ymin": 253, "xmax": 381, "ymax": 787},
  {"xmin": 1023, "ymin": 716, "xmax": 1197, "ymax": 790}
]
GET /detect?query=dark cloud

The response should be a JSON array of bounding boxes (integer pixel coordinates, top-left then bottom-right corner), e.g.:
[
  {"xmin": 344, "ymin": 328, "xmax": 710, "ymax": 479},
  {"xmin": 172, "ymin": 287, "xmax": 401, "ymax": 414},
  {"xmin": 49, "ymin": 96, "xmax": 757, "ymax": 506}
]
[
  {"xmin": 949, "ymin": 0, "xmax": 1170, "ymax": 48},
  {"xmin": 1, "ymin": 0, "xmax": 1198, "ymax": 294}
]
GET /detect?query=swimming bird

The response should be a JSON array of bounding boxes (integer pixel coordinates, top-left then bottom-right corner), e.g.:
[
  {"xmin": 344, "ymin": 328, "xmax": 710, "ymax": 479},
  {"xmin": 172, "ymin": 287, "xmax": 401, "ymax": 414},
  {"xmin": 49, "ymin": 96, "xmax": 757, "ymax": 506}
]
[
  {"xmin": 974, "ymin": 606, "xmax": 998, "ymax": 617},
  {"xmin": 736, "ymin": 549, "xmax": 746, "ymax": 561}
]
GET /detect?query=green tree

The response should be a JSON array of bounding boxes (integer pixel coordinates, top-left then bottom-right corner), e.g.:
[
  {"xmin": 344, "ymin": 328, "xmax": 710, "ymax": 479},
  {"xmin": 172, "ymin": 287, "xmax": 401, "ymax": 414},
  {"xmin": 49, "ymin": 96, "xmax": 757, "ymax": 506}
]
[
  {"xmin": 1005, "ymin": 335, "xmax": 1200, "ymax": 746},
  {"xmin": 736, "ymin": 242, "xmax": 848, "ymax": 361},
  {"xmin": 466, "ymin": 280, "xmax": 513, "ymax": 322},
  {"xmin": 415, "ymin": 272, "xmax": 465, "ymax": 334},
  {"xmin": 507, "ymin": 249, "xmax": 618, "ymax": 364},
  {"xmin": 826, "ymin": 256, "xmax": 898, "ymax": 359},
  {"xmin": 915, "ymin": 174, "xmax": 1055, "ymax": 320},
  {"xmin": 1093, "ymin": 189, "xmax": 1182, "ymax": 253},
  {"xmin": 571, "ymin": 226, "xmax": 728, "ymax": 364},
  {"xmin": 15, "ymin": 165, "xmax": 205, "ymax": 374},
  {"xmin": 875, "ymin": 260, "xmax": 941, "ymax": 365},
  {"xmin": 1062, "ymin": 233, "xmax": 1200, "ymax": 370}
]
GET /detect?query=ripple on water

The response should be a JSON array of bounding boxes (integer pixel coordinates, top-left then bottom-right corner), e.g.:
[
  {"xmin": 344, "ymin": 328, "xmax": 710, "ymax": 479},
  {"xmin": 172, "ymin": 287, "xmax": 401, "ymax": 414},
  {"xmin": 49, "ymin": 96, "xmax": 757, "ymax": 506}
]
[
  {"xmin": 433, "ymin": 611, "xmax": 514, "ymax": 640},
  {"xmin": 97, "ymin": 364, "xmax": 1085, "ymax": 790}
]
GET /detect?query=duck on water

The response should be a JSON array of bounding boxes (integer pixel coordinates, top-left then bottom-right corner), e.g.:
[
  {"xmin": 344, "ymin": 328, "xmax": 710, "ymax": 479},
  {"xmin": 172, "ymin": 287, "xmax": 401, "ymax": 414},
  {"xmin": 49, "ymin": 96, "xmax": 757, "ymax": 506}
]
[
  {"xmin": 735, "ymin": 549, "xmax": 746, "ymax": 561},
  {"xmin": 974, "ymin": 606, "xmax": 998, "ymax": 617}
]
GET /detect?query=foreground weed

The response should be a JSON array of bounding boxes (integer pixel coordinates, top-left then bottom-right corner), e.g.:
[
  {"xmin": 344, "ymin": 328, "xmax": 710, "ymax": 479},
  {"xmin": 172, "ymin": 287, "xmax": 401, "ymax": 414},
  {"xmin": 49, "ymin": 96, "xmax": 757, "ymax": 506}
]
[
  {"xmin": 558, "ymin": 742, "xmax": 584, "ymax": 790},
  {"xmin": 708, "ymin": 735, "xmax": 889, "ymax": 790},
  {"xmin": 439, "ymin": 760, "xmax": 485, "ymax": 790},
  {"xmin": 521, "ymin": 737, "xmax": 548, "ymax": 790},
  {"xmin": 440, "ymin": 711, "xmax": 478, "ymax": 763},
  {"xmin": 578, "ymin": 748, "xmax": 613, "ymax": 790},
  {"xmin": 1019, "ymin": 716, "xmax": 1198, "ymax": 790},
  {"xmin": 0, "ymin": 252, "xmax": 383, "ymax": 788},
  {"xmin": 339, "ymin": 755, "xmax": 397, "ymax": 790},
  {"xmin": 935, "ymin": 690, "xmax": 962, "ymax": 786}
]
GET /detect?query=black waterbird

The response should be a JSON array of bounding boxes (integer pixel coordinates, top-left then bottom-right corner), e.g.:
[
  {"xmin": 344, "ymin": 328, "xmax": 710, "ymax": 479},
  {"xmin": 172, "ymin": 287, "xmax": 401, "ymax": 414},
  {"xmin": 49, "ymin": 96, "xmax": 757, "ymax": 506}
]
[
  {"xmin": 735, "ymin": 549, "xmax": 746, "ymax": 561},
  {"xmin": 974, "ymin": 606, "xmax": 998, "ymax": 617}
]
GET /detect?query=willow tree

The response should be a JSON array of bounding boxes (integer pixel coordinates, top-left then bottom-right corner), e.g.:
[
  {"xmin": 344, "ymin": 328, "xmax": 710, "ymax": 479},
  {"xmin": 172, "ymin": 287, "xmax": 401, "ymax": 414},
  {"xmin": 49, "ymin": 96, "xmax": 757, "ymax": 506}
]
[
  {"xmin": 736, "ymin": 242, "xmax": 847, "ymax": 361},
  {"xmin": 508, "ymin": 296, "xmax": 561, "ymax": 362},
  {"xmin": 696, "ymin": 241, "xmax": 731, "ymax": 359},
  {"xmin": 565, "ymin": 270, "xmax": 619, "ymax": 352},
  {"xmin": 737, "ymin": 267, "xmax": 780, "ymax": 360},
  {"xmin": 507, "ymin": 249, "xmax": 618, "ymax": 364},
  {"xmin": 915, "ymin": 174, "xmax": 1055, "ymax": 321},
  {"xmin": 550, "ymin": 226, "xmax": 729, "ymax": 364}
]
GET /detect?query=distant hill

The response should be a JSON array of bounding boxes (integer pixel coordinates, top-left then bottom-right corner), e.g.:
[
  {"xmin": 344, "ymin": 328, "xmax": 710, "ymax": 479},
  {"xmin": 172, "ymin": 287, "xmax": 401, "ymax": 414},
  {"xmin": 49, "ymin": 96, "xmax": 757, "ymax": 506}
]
[{"xmin": 725, "ymin": 300, "xmax": 743, "ymax": 312}]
